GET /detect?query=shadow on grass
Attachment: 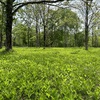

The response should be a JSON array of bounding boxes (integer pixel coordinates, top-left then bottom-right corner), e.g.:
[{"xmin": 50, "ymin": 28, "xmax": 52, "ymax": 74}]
[{"xmin": 0, "ymin": 49, "xmax": 15, "ymax": 55}]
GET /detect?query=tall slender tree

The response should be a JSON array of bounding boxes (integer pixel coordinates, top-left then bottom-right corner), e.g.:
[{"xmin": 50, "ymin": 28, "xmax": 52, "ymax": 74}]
[
  {"xmin": 68, "ymin": 0, "xmax": 94, "ymax": 50},
  {"xmin": 0, "ymin": 4, "xmax": 4, "ymax": 48},
  {"xmin": 84, "ymin": 0, "xmax": 93, "ymax": 50}
]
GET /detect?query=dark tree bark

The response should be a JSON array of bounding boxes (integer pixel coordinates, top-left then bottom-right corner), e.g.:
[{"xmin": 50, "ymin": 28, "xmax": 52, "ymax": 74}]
[
  {"xmin": 36, "ymin": 17, "xmax": 40, "ymax": 47},
  {"xmin": 85, "ymin": 0, "xmax": 89, "ymax": 50},
  {"xmin": 0, "ymin": 24, "xmax": 2, "ymax": 48},
  {"xmin": 43, "ymin": 4, "xmax": 46, "ymax": 49},
  {"xmin": 92, "ymin": 29, "xmax": 94, "ymax": 47},
  {"xmin": 5, "ymin": 0, "xmax": 13, "ymax": 51},
  {"xmin": 94, "ymin": 34, "xmax": 98, "ymax": 47},
  {"xmin": 74, "ymin": 32, "xmax": 77, "ymax": 47},
  {"xmin": 43, "ymin": 24, "xmax": 46, "ymax": 49},
  {"xmin": 84, "ymin": 0, "xmax": 93, "ymax": 50},
  {"xmin": 27, "ymin": 27, "xmax": 30, "ymax": 47},
  {"xmin": 0, "ymin": 4, "xmax": 4, "ymax": 49},
  {"xmin": 0, "ymin": 33, "xmax": 2, "ymax": 49}
]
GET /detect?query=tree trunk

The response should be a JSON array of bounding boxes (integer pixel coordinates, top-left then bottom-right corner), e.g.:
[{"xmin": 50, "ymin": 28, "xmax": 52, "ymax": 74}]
[
  {"xmin": 36, "ymin": 17, "xmax": 39, "ymax": 47},
  {"xmin": 27, "ymin": 27, "xmax": 30, "ymax": 47},
  {"xmin": 38, "ymin": 27, "xmax": 41, "ymax": 47},
  {"xmin": 95, "ymin": 34, "xmax": 98, "ymax": 47},
  {"xmin": 74, "ymin": 32, "xmax": 77, "ymax": 47},
  {"xmin": 64, "ymin": 31, "xmax": 68, "ymax": 47},
  {"xmin": 92, "ymin": 30, "xmax": 94, "ymax": 47},
  {"xmin": 0, "ymin": 5, "xmax": 4, "ymax": 49},
  {"xmin": 85, "ymin": 0, "xmax": 89, "ymax": 50},
  {"xmin": 43, "ymin": 24, "xmax": 46, "ymax": 49},
  {"xmin": 43, "ymin": 4, "xmax": 46, "ymax": 49},
  {"xmin": 0, "ymin": 33, "xmax": 2, "ymax": 49},
  {"xmin": 5, "ymin": 0, "xmax": 13, "ymax": 51}
]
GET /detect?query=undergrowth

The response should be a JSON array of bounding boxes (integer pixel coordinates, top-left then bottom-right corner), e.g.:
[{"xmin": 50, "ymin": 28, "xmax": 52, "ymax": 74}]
[{"xmin": 0, "ymin": 47, "xmax": 100, "ymax": 100}]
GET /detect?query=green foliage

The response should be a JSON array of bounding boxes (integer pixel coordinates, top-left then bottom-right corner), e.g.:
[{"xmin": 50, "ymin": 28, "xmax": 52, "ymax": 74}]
[
  {"xmin": 0, "ymin": 48, "xmax": 100, "ymax": 99},
  {"xmin": 75, "ymin": 32, "xmax": 84, "ymax": 47},
  {"xmin": 13, "ymin": 23, "xmax": 35, "ymax": 46},
  {"xmin": 13, "ymin": 23, "xmax": 27, "ymax": 46},
  {"xmin": 57, "ymin": 8, "xmax": 80, "ymax": 30}
]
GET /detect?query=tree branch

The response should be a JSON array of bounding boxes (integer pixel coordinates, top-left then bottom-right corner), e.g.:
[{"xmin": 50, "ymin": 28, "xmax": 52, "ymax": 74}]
[
  {"xmin": 0, "ymin": 0, "xmax": 5, "ymax": 6},
  {"xmin": 13, "ymin": 0, "xmax": 64, "ymax": 15}
]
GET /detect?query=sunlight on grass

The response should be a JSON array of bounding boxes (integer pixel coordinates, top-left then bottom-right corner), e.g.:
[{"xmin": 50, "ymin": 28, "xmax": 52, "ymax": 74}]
[{"xmin": 0, "ymin": 47, "xmax": 100, "ymax": 99}]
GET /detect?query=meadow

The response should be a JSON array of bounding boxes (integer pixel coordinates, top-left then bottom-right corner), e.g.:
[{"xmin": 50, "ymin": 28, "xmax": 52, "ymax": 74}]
[{"xmin": 0, "ymin": 47, "xmax": 100, "ymax": 100}]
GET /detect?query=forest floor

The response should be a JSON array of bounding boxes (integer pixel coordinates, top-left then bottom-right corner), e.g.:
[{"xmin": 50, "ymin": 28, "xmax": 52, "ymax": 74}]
[{"xmin": 0, "ymin": 47, "xmax": 100, "ymax": 100}]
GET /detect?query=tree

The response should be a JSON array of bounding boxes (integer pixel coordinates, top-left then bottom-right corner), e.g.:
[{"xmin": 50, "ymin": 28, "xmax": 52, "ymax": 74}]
[
  {"xmin": 0, "ymin": 4, "xmax": 5, "ymax": 48},
  {"xmin": 54, "ymin": 8, "xmax": 80, "ymax": 47},
  {"xmin": 67, "ymin": 0, "xmax": 100, "ymax": 49},
  {"xmin": 0, "ymin": 5, "xmax": 3, "ymax": 48},
  {"xmin": 17, "ymin": 6, "xmax": 34, "ymax": 47},
  {"xmin": 83, "ymin": 0, "xmax": 94, "ymax": 50},
  {"xmin": 31, "ymin": 4, "xmax": 41, "ymax": 47},
  {"xmin": 12, "ymin": 23, "xmax": 28, "ymax": 46},
  {"xmin": 0, "ymin": 0, "xmax": 64, "ymax": 51},
  {"xmin": 13, "ymin": 23, "xmax": 35, "ymax": 46},
  {"xmin": 42, "ymin": 7, "xmax": 81, "ymax": 47},
  {"xmin": 89, "ymin": 5, "xmax": 100, "ymax": 47}
]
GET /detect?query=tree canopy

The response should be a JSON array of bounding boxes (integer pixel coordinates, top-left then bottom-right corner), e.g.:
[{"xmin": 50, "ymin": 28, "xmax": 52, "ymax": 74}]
[{"xmin": 0, "ymin": 0, "xmax": 100, "ymax": 50}]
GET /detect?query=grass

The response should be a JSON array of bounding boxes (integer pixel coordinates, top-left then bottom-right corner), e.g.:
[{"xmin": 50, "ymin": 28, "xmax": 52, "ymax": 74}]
[{"xmin": 0, "ymin": 47, "xmax": 100, "ymax": 100}]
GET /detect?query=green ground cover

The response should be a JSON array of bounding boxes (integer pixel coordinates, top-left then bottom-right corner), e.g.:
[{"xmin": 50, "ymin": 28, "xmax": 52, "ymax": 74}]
[{"xmin": 0, "ymin": 47, "xmax": 100, "ymax": 100}]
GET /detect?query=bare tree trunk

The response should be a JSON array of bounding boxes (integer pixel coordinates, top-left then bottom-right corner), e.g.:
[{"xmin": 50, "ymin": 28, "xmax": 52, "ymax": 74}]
[
  {"xmin": 0, "ymin": 27, "xmax": 2, "ymax": 49},
  {"xmin": 92, "ymin": 29, "xmax": 94, "ymax": 47},
  {"xmin": 38, "ymin": 27, "xmax": 41, "ymax": 47},
  {"xmin": 0, "ymin": 32, "xmax": 2, "ymax": 49},
  {"xmin": 0, "ymin": 5, "xmax": 4, "ymax": 49},
  {"xmin": 74, "ymin": 32, "xmax": 77, "ymax": 47},
  {"xmin": 43, "ymin": 4, "xmax": 46, "ymax": 49},
  {"xmin": 5, "ymin": 0, "xmax": 13, "ymax": 51},
  {"xmin": 43, "ymin": 24, "xmax": 46, "ymax": 49},
  {"xmin": 85, "ymin": 0, "xmax": 89, "ymax": 50},
  {"xmin": 36, "ymin": 17, "xmax": 39, "ymax": 47},
  {"xmin": 64, "ymin": 32, "xmax": 67, "ymax": 47},
  {"xmin": 27, "ymin": 27, "xmax": 30, "ymax": 47},
  {"xmin": 95, "ymin": 34, "xmax": 98, "ymax": 47}
]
